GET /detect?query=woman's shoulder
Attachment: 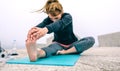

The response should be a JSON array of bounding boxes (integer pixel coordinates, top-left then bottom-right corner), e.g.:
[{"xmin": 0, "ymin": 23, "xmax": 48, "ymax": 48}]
[
  {"xmin": 63, "ymin": 12, "xmax": 71, "ymax": 16},
  {"xmin": 62, "ymin": 12, "xmax": 72, "ymax": 18}
]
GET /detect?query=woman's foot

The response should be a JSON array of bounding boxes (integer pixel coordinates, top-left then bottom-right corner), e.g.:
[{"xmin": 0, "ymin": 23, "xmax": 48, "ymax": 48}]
[
  {"xmin": 57, "ymin": 50, "xmax": 66, "ymax": 55},
  {"xmin": 57, "ymin": 46, "xmax": 77, "ymax": 55},
  {"xmin": 37, "ymin": 48, "xmax": 46, "ymax": 58},
  {"xmin": 26, "ymin": 40, "xmax": 37, "ymax": 62}
]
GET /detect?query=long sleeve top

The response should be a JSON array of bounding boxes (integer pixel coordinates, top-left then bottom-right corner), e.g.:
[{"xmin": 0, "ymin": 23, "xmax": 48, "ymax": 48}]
[{"xmin": 36, "ymin": 13, "xmax": 78, "ymax": 45}]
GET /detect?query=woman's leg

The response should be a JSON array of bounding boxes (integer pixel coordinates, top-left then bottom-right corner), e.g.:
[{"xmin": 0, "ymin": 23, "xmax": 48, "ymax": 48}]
[
  {"xmin": 57, "ymin": 37, "xmax": 95, "ymax": 54},
  {"xmin": 73, "ymin": 37, "xmax": 95, "ymax": 53},
  {"xmin": 26, "ymin": 39, "xmax": 47, "ymax": 62},
  {"xmin": 26, "ymin": 41, "xmax": 63, "ymax": 61},
  {"xmin": 41, "ymin": 42, "xmax": 63, "ymax": 57}
]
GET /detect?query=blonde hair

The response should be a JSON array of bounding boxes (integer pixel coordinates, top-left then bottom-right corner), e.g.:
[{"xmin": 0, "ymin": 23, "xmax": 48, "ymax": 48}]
[{"xmin": 37, "ymin": 0, "xmax": 63, "ymax": 16}]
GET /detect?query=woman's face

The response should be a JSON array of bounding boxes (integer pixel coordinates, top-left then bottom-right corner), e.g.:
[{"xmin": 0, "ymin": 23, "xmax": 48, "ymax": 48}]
[{"xmin": 48, "ymin": 13, "xmax": 62, "ymax": 22}]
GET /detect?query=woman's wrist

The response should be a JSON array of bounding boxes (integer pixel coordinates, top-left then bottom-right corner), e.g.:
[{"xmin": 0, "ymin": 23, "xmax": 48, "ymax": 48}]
[{"xmin": 43, "ymin": 27, "xmax": 48, "ymax": 33}]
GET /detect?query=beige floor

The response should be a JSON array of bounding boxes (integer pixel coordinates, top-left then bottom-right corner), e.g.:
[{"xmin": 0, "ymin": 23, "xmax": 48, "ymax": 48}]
[{"xmin": 0, "ymin": 47, "xmax": 120, "ymax": 71}]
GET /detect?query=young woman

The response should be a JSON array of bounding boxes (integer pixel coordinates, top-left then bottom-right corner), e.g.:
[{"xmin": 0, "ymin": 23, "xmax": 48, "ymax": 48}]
[{"xmin": 26, "ymin": 0, "xmax": 95, "ymax": 62}]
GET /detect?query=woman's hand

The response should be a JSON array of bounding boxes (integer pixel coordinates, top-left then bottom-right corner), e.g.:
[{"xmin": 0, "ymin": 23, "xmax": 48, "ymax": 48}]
[
  {"xmin": 27, "ymin": 27, "xmax": 48, "ymax": 42},
  {"xmin": 34, "ymin": 27, "xmax": 48, "ymax": 40},
  {"xmin": 27, "ymin": 27, "xmax": 39, "ymax": 41},
  {"xmin": 30, "ymin": 27, "xmax": 48, "ymax": 40}
]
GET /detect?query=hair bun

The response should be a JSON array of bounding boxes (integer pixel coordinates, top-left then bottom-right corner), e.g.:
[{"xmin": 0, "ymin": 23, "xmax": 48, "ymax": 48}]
[{"xmin": 47, "ymin": 0, "xmax": 59, "ymax": 4}]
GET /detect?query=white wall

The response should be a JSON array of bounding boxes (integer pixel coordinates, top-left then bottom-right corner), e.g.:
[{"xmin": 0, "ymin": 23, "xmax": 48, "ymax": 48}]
[{"xmin": 0, "ymin": 0, "xmax": 120, "ymax": 49}]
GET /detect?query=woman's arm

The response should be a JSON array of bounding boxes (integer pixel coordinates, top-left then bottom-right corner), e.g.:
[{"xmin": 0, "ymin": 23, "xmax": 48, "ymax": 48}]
[
  {"xmin": 36, "ymin": 17, "xmax": 52, "ymax": 28},
  {"xmin": 46, "ymin": 13, "xmax": 72, "ymax": 33}
]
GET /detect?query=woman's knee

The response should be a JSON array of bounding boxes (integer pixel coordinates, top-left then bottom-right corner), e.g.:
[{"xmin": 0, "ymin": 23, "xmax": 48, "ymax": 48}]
[
  {"xmin": 87, "ymin": 37, "xmax": 95, "ymax": 46},
  {"xmin": 73, "ymin": 36, "xmax": 95, "ymax": 53}
]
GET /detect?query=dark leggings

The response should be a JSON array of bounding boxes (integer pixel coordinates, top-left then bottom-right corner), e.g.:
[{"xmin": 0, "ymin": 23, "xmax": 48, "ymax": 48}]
[{"xmin": 42, "ymin": 37, "xmax": 95, "ymax": 57}]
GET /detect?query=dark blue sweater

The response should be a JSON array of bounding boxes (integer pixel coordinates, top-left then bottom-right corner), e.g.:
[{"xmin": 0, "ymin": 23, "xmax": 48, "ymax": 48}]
[{"xmin": 36, "ymin": 13, "xmax": 78, "ymax": 45}]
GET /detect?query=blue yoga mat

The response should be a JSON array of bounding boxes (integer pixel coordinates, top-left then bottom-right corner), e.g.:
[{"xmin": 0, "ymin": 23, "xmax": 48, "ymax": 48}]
[{"xmin": 7, "ymin": 54, "xmax": 80, "ymax": 66}]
